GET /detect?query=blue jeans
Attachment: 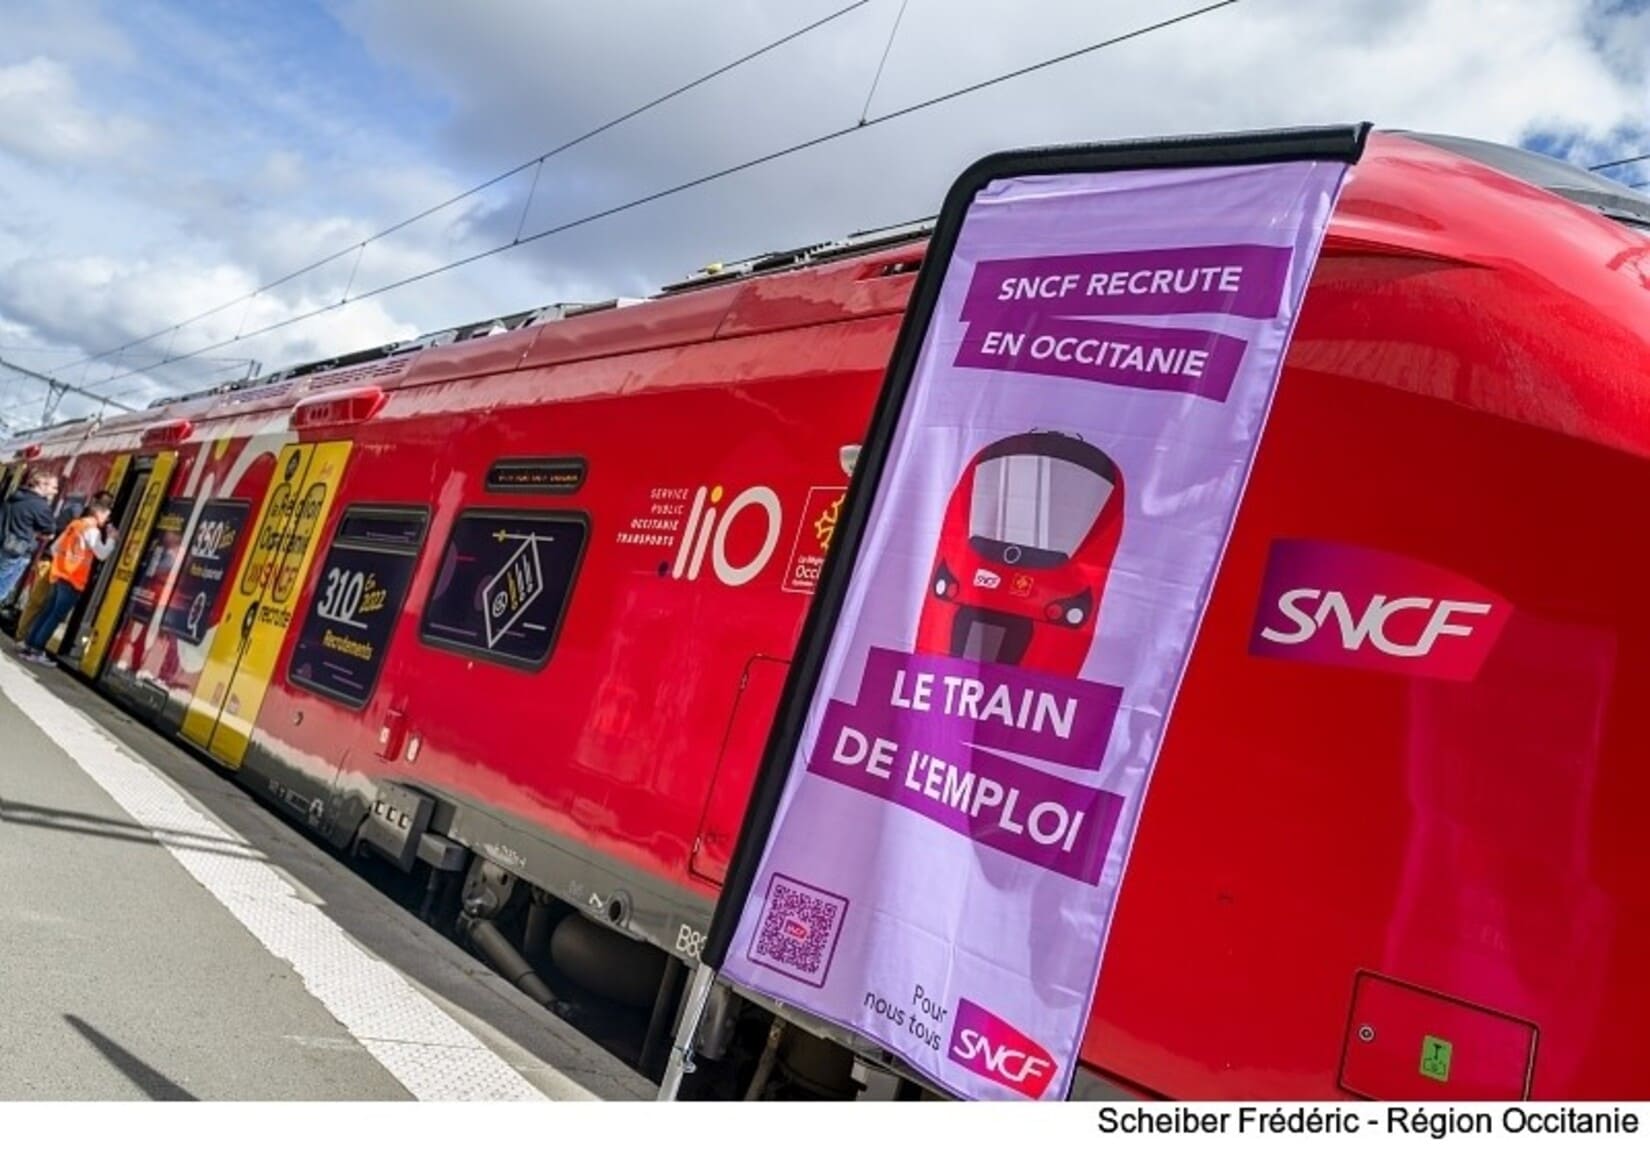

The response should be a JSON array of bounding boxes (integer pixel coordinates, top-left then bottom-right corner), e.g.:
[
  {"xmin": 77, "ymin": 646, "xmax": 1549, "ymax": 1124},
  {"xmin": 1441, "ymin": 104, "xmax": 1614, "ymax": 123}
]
[
  {"xmin": 24, "ymin": 579, "xmax": 80, "ymax": 653},
  {"xmin": 0, "ymin": 552, "xmax": 30, "ymax": 606}
]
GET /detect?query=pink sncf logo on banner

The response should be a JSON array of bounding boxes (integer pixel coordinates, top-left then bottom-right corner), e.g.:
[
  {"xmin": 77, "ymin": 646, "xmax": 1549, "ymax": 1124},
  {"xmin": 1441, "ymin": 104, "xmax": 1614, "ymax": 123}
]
[
  {"xmin": 1248, "ymin": 540, "xmax": 1512, "ymax": 682},
  {"xmin": 947, "ymin": 999, "xmax": 1059, "ymax": 1099}
]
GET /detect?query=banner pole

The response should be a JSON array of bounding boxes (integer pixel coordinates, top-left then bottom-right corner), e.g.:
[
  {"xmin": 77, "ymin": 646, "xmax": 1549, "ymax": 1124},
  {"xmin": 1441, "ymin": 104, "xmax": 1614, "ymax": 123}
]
[
  {"xmin": 657, "ymin": 961, "xmax": 718, "ymax": 1101},
  {"xmin": 651, "ymin": 276, "xmax": 938, "ymax": 1102},
  {"xmin": 659, "ymin": 125, "xmax": 1371, "ymax": 1103}
]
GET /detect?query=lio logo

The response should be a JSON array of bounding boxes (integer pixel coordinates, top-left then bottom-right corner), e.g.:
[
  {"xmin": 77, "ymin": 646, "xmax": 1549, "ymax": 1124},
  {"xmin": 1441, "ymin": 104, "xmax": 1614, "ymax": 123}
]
[{"xmin": 672, "ymin": 484, "xmax": 783, "ymax": 587}]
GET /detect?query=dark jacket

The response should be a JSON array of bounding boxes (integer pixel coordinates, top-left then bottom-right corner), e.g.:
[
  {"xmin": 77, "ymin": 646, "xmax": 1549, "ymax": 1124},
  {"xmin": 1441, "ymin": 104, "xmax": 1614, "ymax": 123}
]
[{"xmin": 1, "ymin": 489, "xmax": 56, "ymax": 556}]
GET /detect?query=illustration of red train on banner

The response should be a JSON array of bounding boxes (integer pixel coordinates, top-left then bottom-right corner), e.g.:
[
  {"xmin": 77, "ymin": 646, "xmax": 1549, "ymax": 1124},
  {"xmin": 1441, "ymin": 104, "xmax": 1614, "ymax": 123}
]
[
  {"xmin": 705, "ymin": 128, "xmax": 1367, "ymax": 1100},
  {"xmin": 917, "ymin": 431, "xmax": 1124, "ymax": 675}
]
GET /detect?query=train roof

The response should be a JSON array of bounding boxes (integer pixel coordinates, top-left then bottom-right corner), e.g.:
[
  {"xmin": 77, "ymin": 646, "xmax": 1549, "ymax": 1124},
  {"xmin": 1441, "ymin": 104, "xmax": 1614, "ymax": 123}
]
[
  {"xmin": 5, "ymin": 219, "xmax": 935, "ymax": 458},
  {"xmin": 1397, "ymin": 131, "xmax": 1650, "ymax": 231},
  {"xmin": 5, "ymin": 127, "xmax": 1646, "ymax": 462}
]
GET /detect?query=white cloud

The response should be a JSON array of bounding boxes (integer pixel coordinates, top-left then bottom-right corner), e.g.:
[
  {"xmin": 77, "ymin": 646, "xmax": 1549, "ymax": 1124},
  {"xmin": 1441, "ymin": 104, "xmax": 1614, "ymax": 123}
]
[
  {"xmin": 0, "ymin": 0, "xmax": 135, "ymax": 68},
  {"xmin": 0, "ymin": 253, "xmax": 419, "ymax": 411},
  {"xmin": 330, "ymin": 0, "xmax": 1650, "ymax": 290},
  {"xmin": 0, "ymin": 56, "xmax": 149, "ymax": 165},
  {"xmin": 259, "ymin": 149, "xmax": 308, "ymax": 194}
]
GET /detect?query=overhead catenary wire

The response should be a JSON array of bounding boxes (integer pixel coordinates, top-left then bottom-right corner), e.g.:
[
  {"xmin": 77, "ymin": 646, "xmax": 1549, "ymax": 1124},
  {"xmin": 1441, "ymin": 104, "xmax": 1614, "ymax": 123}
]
[
  {"xmin": 40, "ymin": 0, "xmax": 875, "ymax": 383},
  {"xmin": 22, "ymin": 0, "xmax": 1242, "ymax": 412},
  {"xmin": 859, "ymin": 0, "xmax": 911, "ymax": 124},
  {"xmin": 1589, "ymin": 150, "xmax": 1650, "ymax": 173}
]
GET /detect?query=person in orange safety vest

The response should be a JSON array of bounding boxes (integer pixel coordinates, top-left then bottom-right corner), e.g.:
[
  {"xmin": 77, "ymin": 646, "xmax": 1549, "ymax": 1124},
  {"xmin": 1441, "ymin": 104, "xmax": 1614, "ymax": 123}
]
[{"xmin": 16, "ymin": 491, "xmax": 119, "ymax": 666}]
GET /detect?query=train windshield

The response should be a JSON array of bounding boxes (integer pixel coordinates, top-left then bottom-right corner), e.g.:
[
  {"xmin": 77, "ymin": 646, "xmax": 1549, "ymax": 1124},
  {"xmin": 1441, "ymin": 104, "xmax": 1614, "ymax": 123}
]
[{"xmin": 970, "ymin": 454, "xmax": 1114, "ymax": 560}]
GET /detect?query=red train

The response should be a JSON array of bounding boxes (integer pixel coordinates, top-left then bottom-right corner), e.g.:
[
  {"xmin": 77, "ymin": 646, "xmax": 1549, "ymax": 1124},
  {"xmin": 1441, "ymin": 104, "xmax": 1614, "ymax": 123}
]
[
  {"xmin": 4, "ymin": 128, "xmax": 1650, "ymax": 1101},
  {"xmin": 916, "ymin": 430, "xmax": 1124, "ymax": 675}
]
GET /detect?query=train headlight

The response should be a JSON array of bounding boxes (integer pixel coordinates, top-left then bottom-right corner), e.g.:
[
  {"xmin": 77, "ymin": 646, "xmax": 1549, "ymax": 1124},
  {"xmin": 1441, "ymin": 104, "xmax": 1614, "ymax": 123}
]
[
  {"xmin": 932, "ymin": 560, "xmax": 958, "ymax": 600},
  {"xmin": 1046, "ymin": 588, "xmax": 1095, "ymax": 627}
]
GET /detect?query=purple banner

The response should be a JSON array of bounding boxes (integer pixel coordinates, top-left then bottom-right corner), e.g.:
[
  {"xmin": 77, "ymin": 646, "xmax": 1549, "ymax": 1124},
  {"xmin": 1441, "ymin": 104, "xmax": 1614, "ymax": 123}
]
[
  {"xmin": 858, "ymin": 646, "xmax": 1121, "ymax": 768},
  {"xmin": 954, "ymin": 314, "xmax": 1247, "ymax": 400},
  {"xmin": 960, "ymin": 244, "xmax": 1293, "ymax": 321},
  {"xmin": 719, "ymin": 155, "xmax": 1349, "ymax": 1101},
  {"xmin": 810, "ymin": 698, "xmax": 1122, "ymax": 884}
]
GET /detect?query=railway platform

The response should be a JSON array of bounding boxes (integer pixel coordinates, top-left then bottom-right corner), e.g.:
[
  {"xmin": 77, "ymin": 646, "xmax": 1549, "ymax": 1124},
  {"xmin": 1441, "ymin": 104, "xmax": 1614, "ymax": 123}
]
[{"xmin": 0, "ymin": 644, "xmax": 652, "ymax": 1102}]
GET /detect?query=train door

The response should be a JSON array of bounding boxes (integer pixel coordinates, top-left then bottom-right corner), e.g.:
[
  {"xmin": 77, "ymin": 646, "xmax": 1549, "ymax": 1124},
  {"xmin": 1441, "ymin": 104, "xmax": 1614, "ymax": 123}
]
[
  {"xmin": 51, "ymin": 453, "xmax": 136, "ymax": 659},
  {"xmin": 180, "ymin": 441, "xmax": 352, "ymax": 767},
  {"xmin": 77, "ymin": 450, "xmax": 178, "ymax": 678},
  {"xmin": 691, "ymin": 655, "xmax": 791, "ymax": 886}
]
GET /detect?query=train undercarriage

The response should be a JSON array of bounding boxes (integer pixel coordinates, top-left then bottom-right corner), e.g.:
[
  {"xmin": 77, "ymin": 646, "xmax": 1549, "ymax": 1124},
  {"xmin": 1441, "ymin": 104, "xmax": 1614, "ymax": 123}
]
[{"xmin": 307, "ymin": 773, "xmax": 930, "ymax": 1101}]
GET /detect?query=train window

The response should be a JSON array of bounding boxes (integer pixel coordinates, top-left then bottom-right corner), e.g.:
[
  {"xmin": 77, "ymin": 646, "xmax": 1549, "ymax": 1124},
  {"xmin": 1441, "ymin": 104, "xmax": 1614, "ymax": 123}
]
[
  {"xmin": 128, "ymin": 497, "xmax": 196, "ymax": 627},
  {"xmin": 335, "ymin": 505, "xmax": 428, "ymax": 550},
  {"xmin": 969, "ymin": 454, "xmax": 1115, "ymax": 566},
  {"xmin": 418, "ymin": 509, "xmax": 588, "ymax": 670},
  {"xmin": 160, "ymin": 498, "xmax": 252, "ymax": 645},
  {"xmin": 288, "ymin": 504, "xmax": 430, "ymax": 709}
]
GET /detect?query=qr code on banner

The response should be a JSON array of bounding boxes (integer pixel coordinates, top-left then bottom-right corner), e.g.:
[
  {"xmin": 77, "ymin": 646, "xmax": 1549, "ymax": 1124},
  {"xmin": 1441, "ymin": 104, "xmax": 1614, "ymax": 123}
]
[{"xmin": 747, "ymin": 873, "xmax": 849, "ymax": 988}]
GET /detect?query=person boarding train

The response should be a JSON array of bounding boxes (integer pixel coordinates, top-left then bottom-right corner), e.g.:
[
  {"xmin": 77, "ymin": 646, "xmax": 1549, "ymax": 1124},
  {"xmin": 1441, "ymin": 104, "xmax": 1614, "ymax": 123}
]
[{"xmin": 16, "ymin": 491, "xmax": 119, "ymax": 666}]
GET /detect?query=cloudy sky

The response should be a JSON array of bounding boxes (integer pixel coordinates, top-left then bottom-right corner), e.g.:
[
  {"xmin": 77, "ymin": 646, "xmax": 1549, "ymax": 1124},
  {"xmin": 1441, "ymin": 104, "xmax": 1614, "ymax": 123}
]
[{"xmin": 0, "ymin": 0, "xmax": 1645, "ymax": 430}]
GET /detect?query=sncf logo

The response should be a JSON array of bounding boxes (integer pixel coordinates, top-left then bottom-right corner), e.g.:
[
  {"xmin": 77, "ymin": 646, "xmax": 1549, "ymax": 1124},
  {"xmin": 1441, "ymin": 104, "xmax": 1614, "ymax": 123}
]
[
  {"xmin": 946, "ymin": 999, "xmax": 1058, "ymax": 1099},
  {"xmin": 1249, "ymin": 540, "xmax": 1511, "ymax": 682},
  {"xmin": 671, "ymin": 484, "xmax": 783, "ymax": 587},
  {"xmin": 1263, "ymin": 592, "xmax": 1489, "ymax": 656}
]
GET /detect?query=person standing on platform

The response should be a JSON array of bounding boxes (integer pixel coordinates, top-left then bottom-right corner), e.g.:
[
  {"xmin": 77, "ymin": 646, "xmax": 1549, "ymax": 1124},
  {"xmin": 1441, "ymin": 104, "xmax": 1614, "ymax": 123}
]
[
  {"xmin": 17, "ymin": 491, "xmax": 119, "ymax": 665},
  {"xmin": 0, "ymin": 471, "xmax": 59, "ymax": 606}
]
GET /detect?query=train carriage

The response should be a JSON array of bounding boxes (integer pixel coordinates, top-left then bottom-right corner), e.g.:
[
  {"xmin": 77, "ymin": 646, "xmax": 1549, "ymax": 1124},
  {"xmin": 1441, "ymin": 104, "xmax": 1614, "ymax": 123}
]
[{"xmin": 4, "ymin": 127, "xmax": 1650, "ymax": 1101}]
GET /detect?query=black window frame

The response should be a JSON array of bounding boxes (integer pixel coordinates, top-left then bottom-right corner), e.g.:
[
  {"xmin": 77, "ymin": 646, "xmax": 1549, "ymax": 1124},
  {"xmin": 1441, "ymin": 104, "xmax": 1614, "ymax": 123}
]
[
  {"xmin": 127, "ymin": 495, "xmax": 197, "ymax": 628},
  {"xmin": 285, "ymin": 502, "xmax": 431, "ymax": 710},
  {"xmin": 332, "ymin": 503, "xmax": 431, "ymax": 551},
  {"xmin": 484, "ymin": 456, "xmax": 588, "ymax": 495},
  {"xmin": 159, "ymin": 495, "xmax": 253, "ymax": 646},
  {"xmin": 417, "ymin": 506, "xmax": 590, "ymax": 673}
]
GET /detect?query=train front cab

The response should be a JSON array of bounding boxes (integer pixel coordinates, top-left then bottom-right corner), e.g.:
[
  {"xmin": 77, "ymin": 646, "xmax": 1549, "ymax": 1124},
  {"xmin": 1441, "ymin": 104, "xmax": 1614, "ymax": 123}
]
[
  {"xmin": 917, "ymin": 430, "xmax": 1124, "ymax": 676},
  {"xmin": 1069, "ymin": 131, "xmax": 1650, "ymax": 1100}
]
